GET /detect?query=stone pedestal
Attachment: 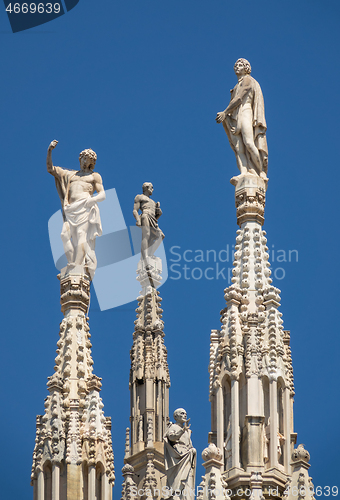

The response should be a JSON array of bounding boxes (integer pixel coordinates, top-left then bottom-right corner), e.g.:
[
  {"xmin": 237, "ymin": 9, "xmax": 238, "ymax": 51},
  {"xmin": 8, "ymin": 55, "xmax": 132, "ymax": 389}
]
[
  {"xmin": 232, "ymin": 174, "xmax": 266, "ymax": 226},
  {"xmin": 137, "ymin": 257, "xmax": 162, "ymax": 290},
  {"xmin": 284, "ymin": 445, "xmax": 315, "ymax": 500},
  {"xmin": 31, "ymin": 271, "xmax": 115, "ymax": 500},
  {"xmin": 198, "ymin": 444, "xmax": 230, "ymax": 500}
]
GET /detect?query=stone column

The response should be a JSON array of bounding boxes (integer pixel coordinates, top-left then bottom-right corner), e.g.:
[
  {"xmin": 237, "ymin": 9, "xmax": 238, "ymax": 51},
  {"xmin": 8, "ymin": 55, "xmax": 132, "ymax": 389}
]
[
  {"xmin": 244, "ymin": 416, "xmax": 264, "ymax": 471},
  {"xmin": 52, "ymin": 463, "xmax": 60, "ymax": 500},
  {"xmin": 269, "ymin": 379, "xmax": 278, "ymax": 467},
  {"xmin": 102, "ymin": 473, "xmax": 110, "ymax": 500},
  {"xmin": 88, "ymin": 465, "xmax": 96, "ymax": 500},
  {"xmin": 37, "ymin": 469, "xmax": 44, "ymax": 500},
  {"xmin": 284, "ymin": 387, "xmax": 291, "ymax": 473},
  {"xmin": 247, "ymin": 375, "xmax": 261, "ymax": 415},
  {"xmin": 216, "ymin": 384, "xmax": 224, "ymax": 459},
  {"xmin": 231, "ymin": 378, "xmax": 240, "ymax": 468}
]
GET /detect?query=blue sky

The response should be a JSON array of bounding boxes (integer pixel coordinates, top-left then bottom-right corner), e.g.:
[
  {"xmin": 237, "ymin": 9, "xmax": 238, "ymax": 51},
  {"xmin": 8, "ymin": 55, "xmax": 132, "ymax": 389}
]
[{"xmin": 1, "ymin": 0, "xmax": 339, "ymax": 497}]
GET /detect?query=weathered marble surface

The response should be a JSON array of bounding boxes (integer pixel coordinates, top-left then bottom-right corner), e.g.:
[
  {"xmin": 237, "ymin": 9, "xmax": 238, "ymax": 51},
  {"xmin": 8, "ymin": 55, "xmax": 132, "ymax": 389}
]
[
  {"xmin": 47, "ymin": 140, "xmax": 105, "ymax": 278},
  {"xmin": 216, "ymin": 58, "xmax": 268, "ymax": 181},
  {"xmin": 164, "ymin": 409, "xmax": 196, "ymax": 499},
  {"xmin": 133, "ymin": 182, "xmax": 164, "ymax": 262}
]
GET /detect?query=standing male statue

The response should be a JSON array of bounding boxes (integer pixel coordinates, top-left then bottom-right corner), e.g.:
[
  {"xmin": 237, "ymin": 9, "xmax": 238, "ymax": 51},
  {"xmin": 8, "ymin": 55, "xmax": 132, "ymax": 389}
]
[
  {"xmin": 216, "ymin": 58, "xmax": 268, "ymax": 180},
  {"xmin": 133, "ymin": 182, "xmax": 164, "ymax": 263},
  {"xmin": 47, "ymin": 140, "xmax": 105, "ymax": 278},
  {"xmin": 164, "ymin": 408, "xmax": 196, "ymax": 500}
]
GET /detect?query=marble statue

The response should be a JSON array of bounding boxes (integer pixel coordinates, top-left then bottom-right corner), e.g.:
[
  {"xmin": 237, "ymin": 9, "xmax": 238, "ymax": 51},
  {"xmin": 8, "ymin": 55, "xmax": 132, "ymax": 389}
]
[
  {"xmin": 164, "ymin": 408, "xmax": 196, "ymax": 499},
  {"xmin": 47, "ymin": 140, "xmax": 105, "ymax": 278},
  {"xmin": 216, "ymin": 58, "xmax": 268, "ymax": 180},
  {"xmin": 133, "ymin": 182, "xmax": 164, "ymax": 262}
]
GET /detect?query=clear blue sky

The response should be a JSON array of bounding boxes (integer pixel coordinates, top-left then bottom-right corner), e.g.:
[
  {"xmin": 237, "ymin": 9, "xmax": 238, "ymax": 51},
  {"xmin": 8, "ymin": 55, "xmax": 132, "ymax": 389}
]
[{"xmin": 1, "ymin": 0, "xmax": 339, "ymax": 498}]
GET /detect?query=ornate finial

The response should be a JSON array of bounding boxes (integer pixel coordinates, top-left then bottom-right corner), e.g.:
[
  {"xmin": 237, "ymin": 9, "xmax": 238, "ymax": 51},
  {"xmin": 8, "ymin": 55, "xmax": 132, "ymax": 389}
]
[
  {"xmin": 202, "ymin": 443, "xmax": 223, "ymax": 462},
  {"xmin": 122, "ymin": 463, "xmax": 135, "ymax": 476},
  {"xmin": 292, "ymin": 444, "xmax": 310, "ymax": 463}
]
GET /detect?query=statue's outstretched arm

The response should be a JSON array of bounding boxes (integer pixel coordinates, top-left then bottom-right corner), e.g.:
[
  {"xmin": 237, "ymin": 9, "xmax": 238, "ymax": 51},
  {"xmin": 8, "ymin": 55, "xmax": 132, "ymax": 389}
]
[{"xmin": 47, "ymin": 140, "xmax": 59, "ymax": 176}]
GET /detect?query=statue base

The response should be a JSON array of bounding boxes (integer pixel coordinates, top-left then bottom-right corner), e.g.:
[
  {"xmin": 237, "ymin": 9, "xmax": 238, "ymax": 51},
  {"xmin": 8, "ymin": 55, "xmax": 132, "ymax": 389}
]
[
  {"xmin": 231, "ymin": 173, "xmax": 267, "ymax": 226},
  {"xmin": 58, "ymin": 265, "xmax": 91, "ymax": 315},
  {"xmin": 137, "ymin": 256, "xmax": 162, "ymax": 290}
]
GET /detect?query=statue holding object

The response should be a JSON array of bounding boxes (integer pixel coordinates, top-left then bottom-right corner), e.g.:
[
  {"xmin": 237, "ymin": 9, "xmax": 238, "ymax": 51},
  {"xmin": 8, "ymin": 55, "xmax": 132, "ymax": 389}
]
[
  {"xmin": 216, "ymin": 58, "xmax": 268, "ymax": 182},
  {"xmin": 47, "ymin": 140, "xmax": 105, "ymax": 278},
  {"xmin": 133, "ymin": 182, "xmax": 165, "ymax": 264}
]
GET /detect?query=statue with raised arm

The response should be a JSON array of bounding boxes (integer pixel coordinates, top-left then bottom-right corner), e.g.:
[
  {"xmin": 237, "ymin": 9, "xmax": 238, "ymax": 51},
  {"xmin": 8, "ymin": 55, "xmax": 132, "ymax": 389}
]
[
  {"xmin": 216, "ymin": 58, "xmax": 268, "ymax": 181},
  {"xmin": 164, "ymin": 408, "xmax": 196, "ymax": 500},
  {"xmin": 46, "ymin": 140, "xmax": 105, "ymax": 278},
  {"xmin": 133, "ymin": 182, "xmax": 164, "ymax": 263}
]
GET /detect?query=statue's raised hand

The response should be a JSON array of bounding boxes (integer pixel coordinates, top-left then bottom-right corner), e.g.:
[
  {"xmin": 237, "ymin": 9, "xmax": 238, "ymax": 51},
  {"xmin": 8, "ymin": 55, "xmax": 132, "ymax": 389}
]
[
  {"xmin": 183, "ymin": 418, "xmax": 191, "ymax": 430},
  {"xmin": 48, "ymin": 139, "xmax": 58, "ymax": 151}
]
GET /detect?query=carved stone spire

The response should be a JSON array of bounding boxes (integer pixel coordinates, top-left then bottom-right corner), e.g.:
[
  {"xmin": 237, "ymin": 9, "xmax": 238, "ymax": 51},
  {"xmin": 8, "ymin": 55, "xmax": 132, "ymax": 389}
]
[
  {"xmin": 207, "ymin": 172, "xmax": 310, "ymax": 498},
  {"xmin": 122, "ymin": 256, "xmax": 170, "ymax": 497},
  {"xmin": 31, "ymin": 268, "xmax": 115, "ymax": 500}
]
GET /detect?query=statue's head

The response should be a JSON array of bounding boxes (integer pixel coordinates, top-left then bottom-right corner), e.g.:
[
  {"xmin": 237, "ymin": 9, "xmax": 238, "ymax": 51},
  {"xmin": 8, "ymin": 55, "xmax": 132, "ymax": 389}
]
[
  {"xmin": 173, "ymin": 408, "xmax": 187, "ymax": 423},
  {"xmin": 142, "ymin": 182, "xmax": 154, "ymax": 196},
  {"xmin": 79, "ymin": 148, "xmax": 97, "ymax": 170},
  {"xmin": 234, "ymin": 58, "xmax": 251, "ymax": 75}
]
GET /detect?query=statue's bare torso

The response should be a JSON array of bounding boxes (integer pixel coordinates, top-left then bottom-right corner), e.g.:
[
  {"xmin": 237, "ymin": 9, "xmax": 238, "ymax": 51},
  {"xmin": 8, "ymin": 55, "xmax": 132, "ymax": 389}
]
[
  {"xmin": 54, "ymin": 168, "xmax": 101, "ymax": 206},
  {"xmin": 134, "ymin": 194, "xmax": 157, "ymax": 218},
  {"xmin": 68, "ymin": 171, "xmax": 100, "ymax": 205}
]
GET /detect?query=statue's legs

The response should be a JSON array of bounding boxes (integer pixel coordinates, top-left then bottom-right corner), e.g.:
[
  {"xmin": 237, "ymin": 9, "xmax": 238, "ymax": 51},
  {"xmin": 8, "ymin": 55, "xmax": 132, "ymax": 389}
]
[
  {"xmin": 141, "ymin": 225, "xmax": 151, "ymax": 261},
  {"xmin": 232, "ymin": 135, "xmax": 248, "ymax": 175},
  {"xmin": 61, "ymin": 221, "xmax": 74, "ymax": 264},
  {"xmin": 71, "ymin": 221, "xmax": 90, "ymax": 266},
  {"xmin": 240, "ymin": 108, "xmax": 262, "ymax": 174},
  {"xmin": 148, "ymin": 228, "xmax": 164, "ymax": 257},
  {"xmin": 223, "ymin": 118, "xmax": 248, "ymax": 174}
]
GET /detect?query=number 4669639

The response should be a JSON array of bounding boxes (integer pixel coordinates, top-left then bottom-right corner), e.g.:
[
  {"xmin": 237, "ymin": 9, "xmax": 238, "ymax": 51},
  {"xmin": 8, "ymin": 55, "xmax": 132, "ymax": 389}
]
[{"xmin": 6, "ymin": 3, "xmax": 61, "ymax": 14}]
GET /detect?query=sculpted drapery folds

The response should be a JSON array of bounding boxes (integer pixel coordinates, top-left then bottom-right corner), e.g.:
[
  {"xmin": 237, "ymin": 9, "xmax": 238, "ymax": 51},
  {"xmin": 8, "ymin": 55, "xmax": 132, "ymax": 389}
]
[
  {"xmin": 164, "ymin": 408, "xmax": 196, "ymax": 500},
  {"xmin": 47, "ymin": 140, "xmax": 105, "ymax": 278},
  {"xmin": 216, "ymin": 58, "xmax": 268, "ymax": 180}
]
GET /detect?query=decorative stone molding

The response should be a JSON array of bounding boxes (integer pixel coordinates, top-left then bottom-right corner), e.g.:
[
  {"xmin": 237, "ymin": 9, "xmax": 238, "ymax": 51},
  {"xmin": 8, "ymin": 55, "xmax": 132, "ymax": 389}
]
[
  {"xmin": 125, "ymin": 427, "xmax": 131, "ymax": 458},
  {"xmin": 142, "ymin": 457, "xmax": 158, "ymax": 498},
  {"xmin": 233, "ymin": 174, "xmax": 266, "ymax": 226},
  {"xmin": 59, "ymin": 270, "xmax": 90, "ymax": 314}
]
